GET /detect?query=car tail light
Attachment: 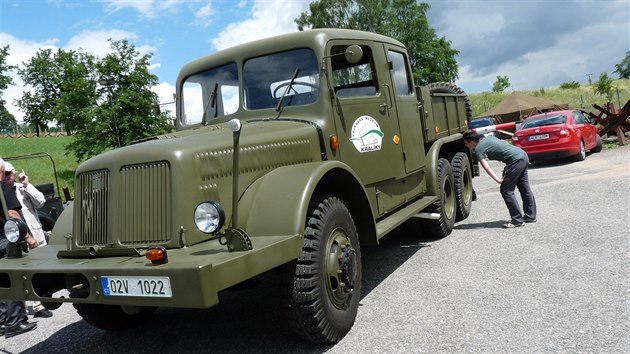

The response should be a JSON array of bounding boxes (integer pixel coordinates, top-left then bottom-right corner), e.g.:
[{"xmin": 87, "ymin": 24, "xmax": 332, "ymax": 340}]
[
  {"xmin": 559, "ymin": 129, "xmax": 570, "ymax": 137},
  {"xmin": 512, "ymin": 135, "xmax": 519, "ymax": 142}
]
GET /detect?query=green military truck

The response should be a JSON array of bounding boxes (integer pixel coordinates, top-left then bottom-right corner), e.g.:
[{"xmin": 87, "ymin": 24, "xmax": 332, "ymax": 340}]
[{"xmin": 0, "ymin": 29, "xmax": 474, "ymax": 343}]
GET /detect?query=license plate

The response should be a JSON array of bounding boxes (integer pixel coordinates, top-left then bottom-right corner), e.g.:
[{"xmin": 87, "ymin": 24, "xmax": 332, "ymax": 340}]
[
  {"xmin": 101, "ymin": 276, "xmax": 172, "ymax": 297},
  {"xmin": 529, "ymin": 133, "xmax": 549, "ymax": 141}
]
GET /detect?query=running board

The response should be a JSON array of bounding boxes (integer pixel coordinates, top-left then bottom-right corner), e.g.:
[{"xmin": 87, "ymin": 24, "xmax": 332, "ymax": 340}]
[
  {"xmin": 375, "ymin": 195, "xmax": 438, "ymax": 240},
  {"xmin": 413, "ymin": 212, "xmax": 440, "ymax": 220}
]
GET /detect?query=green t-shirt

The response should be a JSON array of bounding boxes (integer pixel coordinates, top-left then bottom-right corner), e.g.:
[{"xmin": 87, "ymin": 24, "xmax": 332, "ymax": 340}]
[{"xmin": 473, "ymin": 136, "xmax": 525, "ymax": 164}]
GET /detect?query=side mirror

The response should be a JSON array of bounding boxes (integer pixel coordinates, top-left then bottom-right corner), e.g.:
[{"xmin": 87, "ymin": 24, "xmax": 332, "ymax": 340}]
[{"xmin": 345, "ymin": 45, "xmax": 363, "ymax": 64}]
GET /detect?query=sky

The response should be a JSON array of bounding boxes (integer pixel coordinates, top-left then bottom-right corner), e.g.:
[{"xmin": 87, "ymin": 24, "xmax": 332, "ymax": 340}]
[{"xmin": 1, "ymin": 0, "xmax": 628, "ymax": 122}]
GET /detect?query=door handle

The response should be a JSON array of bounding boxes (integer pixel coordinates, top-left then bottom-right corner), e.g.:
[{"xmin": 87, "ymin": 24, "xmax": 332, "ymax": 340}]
[{"xmin": 380, "ymin": 83, "xmax": 393, "ymax": 110}]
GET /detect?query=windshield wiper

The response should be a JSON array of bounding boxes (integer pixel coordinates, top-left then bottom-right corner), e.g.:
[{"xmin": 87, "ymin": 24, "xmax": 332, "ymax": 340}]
[
  {"xmin": 275, "ymin": 68, "xmax": 299, "ymax": 118},
  {"xmin": 201, "ymin": 82, "xmax": 219, "ymax": 125}
]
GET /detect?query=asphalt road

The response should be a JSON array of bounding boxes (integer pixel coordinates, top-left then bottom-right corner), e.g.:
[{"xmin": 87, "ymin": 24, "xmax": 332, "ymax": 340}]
[{"xmin": 2, "ymin": 145, "xmax": 629, "ymax": 354}]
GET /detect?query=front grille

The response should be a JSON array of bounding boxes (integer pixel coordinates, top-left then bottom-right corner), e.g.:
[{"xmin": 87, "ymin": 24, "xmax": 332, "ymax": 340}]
[
  {"xmin": 77, "ymin": 162, "xmax": 172, "ymax": 246},
  {"xmin": 77, "ymin": 170, "xmax": 110, "ymax": 245},
  {"xmin": 118, "ymin": 162, "xmax": 171, "ymax": 244}
]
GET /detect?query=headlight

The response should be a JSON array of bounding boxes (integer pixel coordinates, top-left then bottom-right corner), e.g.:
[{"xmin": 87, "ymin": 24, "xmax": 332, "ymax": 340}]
[
  {"xmin": 4, "ymin": 218, "xmax": 27, "ymax": 243},
  {"xmin": 194, "ymin": 201, "xmax": 225, "ymax": 234}
]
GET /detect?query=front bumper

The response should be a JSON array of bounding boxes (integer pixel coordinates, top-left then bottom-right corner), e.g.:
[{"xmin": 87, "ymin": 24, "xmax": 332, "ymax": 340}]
[{"xmin": 0, "ymin": 234, "xmax": 302, "ymax": 309}]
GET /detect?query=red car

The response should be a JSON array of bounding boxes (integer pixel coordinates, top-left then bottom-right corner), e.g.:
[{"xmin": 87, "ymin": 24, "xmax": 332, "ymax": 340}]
[{"xmin": 512, "ymin": 110, "xmax": 602, "ymax": 162}]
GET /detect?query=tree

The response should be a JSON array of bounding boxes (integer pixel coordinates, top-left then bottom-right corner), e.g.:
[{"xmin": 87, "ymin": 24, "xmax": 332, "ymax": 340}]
[
  {"xmin": 295, "ymin": 0, "xmax": 459, "ymax": 85},
  {"xmin": 492, "ymin": 75, "xmax": 510, "ymax": 93},
  {"xmin": 0, "ymin": 45, "xmax": 17, "ymax": 129},
  {"xmin": 16, "ymin": 48, "xmax": 93, "ymax": 136},
  {"xmin": 614, "ymin": 51, "xmax": 630, "ymax": 79},
  {"xmin": 592, "ymin": 72, "xmax": 614, "ymax": 101},
  {"xmin": 66, "ymin": 39, "xmax": 173, "ymax": 161}
]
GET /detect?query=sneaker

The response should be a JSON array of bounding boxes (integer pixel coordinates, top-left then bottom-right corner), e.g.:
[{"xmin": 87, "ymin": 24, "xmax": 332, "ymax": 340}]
[
  {"xmin": 4, "ymin": 322, "xmax": 37, "ymax": 338},
  {"xmin": 502, "ymin": 221, "xmax": 524, "ymax": 228},
  {"xmin": 524, "ymin": 218, "xmax": 537, "ymax": 223},
  {"xmin": 33, "ymin": 309, "xmax": 53, "ymax": 318}
]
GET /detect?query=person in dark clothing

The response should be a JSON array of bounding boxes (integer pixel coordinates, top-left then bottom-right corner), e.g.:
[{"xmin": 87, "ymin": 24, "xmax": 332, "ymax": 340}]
[
  {"xmin": 0, "ymin": 158, "xmax": 38, "ymax": 338},
  {"xmin": 463, "ymin": 130, "xmax": 537, "ymax": 228}
]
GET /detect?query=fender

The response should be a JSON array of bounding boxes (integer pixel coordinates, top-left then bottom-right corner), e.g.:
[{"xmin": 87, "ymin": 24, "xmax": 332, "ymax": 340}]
[
  {"xmin": 49, "ymin": 202, "xmax": 73, "ymax": 245},
  {"xmin": 237, "ymin": 160, "xmax": 374, "ymax": 240},
  {"xmin": 425, "ymin": 133, "xmax": 464, "ymax": 196}
]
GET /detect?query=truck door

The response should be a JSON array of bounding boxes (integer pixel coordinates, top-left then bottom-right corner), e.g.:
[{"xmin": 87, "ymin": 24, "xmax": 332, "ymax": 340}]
[
  {"xmin": 382, "ymin": 44, "xmax": 426, "ymax": 173},
  {"xmin": 327, "ymin": 40, "xmax": 404, "ymax": 185}
]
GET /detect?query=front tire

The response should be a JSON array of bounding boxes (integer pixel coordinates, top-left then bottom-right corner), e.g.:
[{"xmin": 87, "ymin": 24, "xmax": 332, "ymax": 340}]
[
  {"xmin": 284, "ymin": 195, "xmax": 361, "ymax": 343},
  {"xmin": 451, "ymin": 152, "xmax": 473, "ymax": 221},
  {"xmin": 74, "ymin": 304, "xmax": 157, "ymax": 331}
]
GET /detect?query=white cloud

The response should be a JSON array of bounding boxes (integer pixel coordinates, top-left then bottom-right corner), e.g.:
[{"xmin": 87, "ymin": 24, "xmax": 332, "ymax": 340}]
[
  {"xmin": 195, "ymin": 2, "xmax": 214, "ymax": 28},
  {"xmin": 151, "ymin": 82, "xmax": 176, "ymax": 119},
  {"xmin": 101, "ymin": 0, "xmax": 183, "ymax": 19},
  {"xmin": 211, "ymin": 0, "xmax": 309, "ymax": 51}
]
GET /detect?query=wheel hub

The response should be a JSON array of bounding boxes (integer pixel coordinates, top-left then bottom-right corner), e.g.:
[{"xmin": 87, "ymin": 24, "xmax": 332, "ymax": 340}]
[{"xmin": 326, "ymin": 228, "xmax": 357, "ymax": 309}]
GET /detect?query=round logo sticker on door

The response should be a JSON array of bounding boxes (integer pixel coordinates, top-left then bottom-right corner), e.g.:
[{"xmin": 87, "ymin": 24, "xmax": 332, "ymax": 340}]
[{"xmin": 349, "ymin": 115, "xmax": 384, "ymax": 153}]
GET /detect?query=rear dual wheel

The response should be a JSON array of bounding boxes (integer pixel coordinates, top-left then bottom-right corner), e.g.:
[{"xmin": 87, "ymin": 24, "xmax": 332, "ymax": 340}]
[
  {"xmin": 451, "ymin": 152, "xmax": 473, "ymax": 221},
  {"xmin": 413, "ymin": 158, "xmax": 456, "ymax": 238}
]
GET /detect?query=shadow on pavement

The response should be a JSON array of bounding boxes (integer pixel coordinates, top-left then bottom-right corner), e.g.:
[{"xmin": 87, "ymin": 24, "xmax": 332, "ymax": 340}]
[{"xmin": 20, "ymin": 222, "xmax": 434, "ymax": 354}]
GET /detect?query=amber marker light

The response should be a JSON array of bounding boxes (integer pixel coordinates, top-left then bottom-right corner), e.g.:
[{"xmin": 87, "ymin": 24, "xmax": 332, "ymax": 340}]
[
  {"xmin": 330, "ymin": 135, "xmax": 339, "ymax": 151},
  {"xmin": 146, "ymin": 246, "xmax": 168, "ymax": 264},
  {"xmin": 393, "ymin": 135, "xmax": 400, "ymax": 145}
]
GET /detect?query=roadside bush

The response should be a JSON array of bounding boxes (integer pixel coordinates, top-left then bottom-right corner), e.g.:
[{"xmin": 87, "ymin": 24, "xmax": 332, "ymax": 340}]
[{"xmin": 560, "ymin": 81, "xmax": 580, "ymax": 89}]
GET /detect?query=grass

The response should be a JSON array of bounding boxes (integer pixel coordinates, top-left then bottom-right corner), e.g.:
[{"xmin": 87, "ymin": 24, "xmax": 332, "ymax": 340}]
[
  {"xmin": 0, "ymin": 136, "xmax": 77, "ymax": 199},
  {"xmin": 1, "ymin": 79, "xmax": 628, "ymax": 200},
  {"xmin": 469, "ymin": 78, "xmax": 630, "ymax": 117}
]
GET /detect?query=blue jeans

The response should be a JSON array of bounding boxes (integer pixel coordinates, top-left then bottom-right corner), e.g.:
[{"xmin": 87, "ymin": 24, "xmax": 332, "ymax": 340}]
[{"xmin": 500, "ymin": 154, "xmax": 536, "ymax": 223}]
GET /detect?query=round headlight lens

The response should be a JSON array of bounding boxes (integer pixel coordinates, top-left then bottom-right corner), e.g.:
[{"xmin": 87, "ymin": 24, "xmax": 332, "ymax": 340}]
[
  {"xmin": 194, "ymin": 201, "xmax": 225, "ymax": 234},
  {"xmin": 4, "ymin": 219, "xmax": 23, "ymax": 243}
]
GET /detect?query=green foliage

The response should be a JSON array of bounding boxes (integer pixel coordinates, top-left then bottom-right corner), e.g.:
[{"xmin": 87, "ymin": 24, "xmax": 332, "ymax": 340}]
[
  {"xmin": 0, "ymin": 136, "xmax": 77, "ymax": 197},
  {"xmin": 492, "ymin": 75, "xmax": 510, "ymax": 93},
  {"xmin": 16, "ymin": 40, "xmax": 174, "ymax": 162},
  {"xmin": 614, "ymin": 51, "xmax": 630, "ymax": 79},
  {"xmin": 559, "ymin": 81, "xmax": 580, "ymax": 89},
  {"xmin": 592, "ymin": 72, "xmax": 614, "ymax": 100},
  {"xmin": 67, "ymin": 39, "xmax": 173, "ymax": 161},
  {"xmin": 295, "ymin": 0, "xmax": 459, "ymax": 85},
  {"xmin": 0, "ymin": 45, "xmax": 17, "ymax": 129}
]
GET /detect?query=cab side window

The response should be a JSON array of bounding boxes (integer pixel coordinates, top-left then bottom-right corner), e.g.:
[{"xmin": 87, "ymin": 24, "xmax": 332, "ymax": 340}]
[
  {"xmin": 388, "ymin": 50, "xmax": 413, "ymax": 96},
  {"xmin": 331, "ymin": 45, "xmax": 378, "ymax": 98}
]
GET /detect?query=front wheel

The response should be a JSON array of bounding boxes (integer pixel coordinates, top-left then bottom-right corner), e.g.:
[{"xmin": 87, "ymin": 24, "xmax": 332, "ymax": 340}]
[
  {"xmin": 283, "ymin": 195, "xmax": 361, "ymax": 343},
  {"xmin": 74, "ymin": 304, "xmax": 157, "ymax": 331}
]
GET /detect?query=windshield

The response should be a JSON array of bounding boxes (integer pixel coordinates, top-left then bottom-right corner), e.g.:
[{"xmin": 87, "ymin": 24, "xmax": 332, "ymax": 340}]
[
  {"xmin": 181, "ymin": 63, "xmax": 239, "ymax": 126},
  {"xmin": 469, "ymin": 118, "xmax": 493, "ymax": 129},
  {"xmin": 243, "ymin": 48, "xmax": 319, "ymax": 110},
  {"xmin": 521, "ymin": 113, "xmax": 567, "ymax": 129}
]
